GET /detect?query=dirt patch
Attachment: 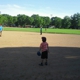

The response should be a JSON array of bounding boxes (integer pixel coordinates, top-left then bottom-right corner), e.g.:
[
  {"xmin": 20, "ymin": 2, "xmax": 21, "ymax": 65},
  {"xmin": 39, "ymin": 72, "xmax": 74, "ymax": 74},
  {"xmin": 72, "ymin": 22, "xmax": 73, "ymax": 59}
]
[
  {"xmin": 0, "ymin": 31, "xmax": 80, "ymax": 47},
  {"xmin": 0, "ymin": 31, "xmax": 80, "ymax": 80}
]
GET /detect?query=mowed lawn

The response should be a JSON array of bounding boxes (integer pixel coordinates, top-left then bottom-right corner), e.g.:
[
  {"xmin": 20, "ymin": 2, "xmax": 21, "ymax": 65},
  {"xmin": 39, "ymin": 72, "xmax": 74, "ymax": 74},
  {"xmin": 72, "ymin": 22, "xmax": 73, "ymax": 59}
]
[{"xmin": 3, "ymin": 27, "xmax": 80, "ymax": 35}]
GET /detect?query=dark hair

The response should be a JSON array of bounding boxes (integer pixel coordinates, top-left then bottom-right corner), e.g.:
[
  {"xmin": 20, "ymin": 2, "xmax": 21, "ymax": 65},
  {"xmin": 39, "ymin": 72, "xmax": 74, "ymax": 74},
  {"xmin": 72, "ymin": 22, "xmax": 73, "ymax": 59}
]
[{"xmin": 42, "ymin": 37, "xmax": 46, "ymax": 42}]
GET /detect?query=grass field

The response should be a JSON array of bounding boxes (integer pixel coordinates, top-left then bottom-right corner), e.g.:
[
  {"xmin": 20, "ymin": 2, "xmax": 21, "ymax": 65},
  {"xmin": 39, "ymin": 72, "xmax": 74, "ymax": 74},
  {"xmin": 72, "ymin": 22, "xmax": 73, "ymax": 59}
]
[{"xmin": 3, "ymin": 27, "xmax": 80, "ymax": 35}]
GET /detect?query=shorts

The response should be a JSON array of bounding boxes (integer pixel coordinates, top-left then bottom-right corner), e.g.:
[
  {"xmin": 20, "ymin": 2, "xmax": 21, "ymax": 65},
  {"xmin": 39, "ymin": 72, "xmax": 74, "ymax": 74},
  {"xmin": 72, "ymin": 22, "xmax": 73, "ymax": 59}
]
[{"xmin": 41, "ymin": 50, "xmax": 48, "ymax": 59}]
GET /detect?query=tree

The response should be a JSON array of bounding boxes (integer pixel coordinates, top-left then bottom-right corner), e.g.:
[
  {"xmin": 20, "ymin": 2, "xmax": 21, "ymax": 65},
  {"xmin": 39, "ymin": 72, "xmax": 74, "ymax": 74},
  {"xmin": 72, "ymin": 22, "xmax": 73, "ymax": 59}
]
[
  {"xmin": 6, "ymin": 15, "xmax": 13, "ymax": 26},
  {"xmin": 1, "ymin": 14, "xmax": 13, "ymax": 26},
  {"xmin": 0, "ymin": 14, "xmax": 8, "ymax": 26},
  {"xmin": 0, "ymin": 15, "xmax": 3, "ymax": 24},
  {"xmin": 12, "ymin": 16, "xmax": 17, "ymax": 27},
  {"xmin": 26, "ymin": 16, "xmax": 33, "ymax": 25},
  {"xmin": 31, "ymin": 14, "xmax": 43, "ymax": 27},
  {"xmin": 51, "ymin": 17, "xmax": 62, "ymax": 28},
  {"xmin": 62, "ymin": 16, "xmax": 71, "ymax": 29},
  {"xmin": 42, "ymin": 17, "xmax": 51, "ymax": 27},
  {"xmin": 71, "ymin": 13, "xmax": 80, "ymax": 29}
]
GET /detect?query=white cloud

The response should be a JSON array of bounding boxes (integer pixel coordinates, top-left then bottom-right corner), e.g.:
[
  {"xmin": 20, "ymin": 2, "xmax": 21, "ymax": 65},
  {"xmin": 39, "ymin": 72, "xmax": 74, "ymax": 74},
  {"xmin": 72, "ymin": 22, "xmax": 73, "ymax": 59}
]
[
  {"xmin": 0, "ymin": 4, "xmax": 51, "ymax": 17},
  {"xmin": 0, "ymin": 4, "xmax": 30, "ymax": 16},
  {"xmin": 13, "ymin": 5, "xmax": 21, "ymax": 8},
  {"xmin": 0, "ymin": 4, "xmax": 71, "ymax": 18}
]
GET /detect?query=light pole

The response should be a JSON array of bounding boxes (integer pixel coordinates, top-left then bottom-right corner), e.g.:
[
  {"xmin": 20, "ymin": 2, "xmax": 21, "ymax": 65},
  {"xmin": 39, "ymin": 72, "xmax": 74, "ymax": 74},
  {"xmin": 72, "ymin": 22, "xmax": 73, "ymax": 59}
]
[
  {"xmin": 0, "ymin": 11, "xmax": 1, "ymax": 15},
  {"xmin": 50, "ymin": 14, "xmax": 53, "ymax": 19}
]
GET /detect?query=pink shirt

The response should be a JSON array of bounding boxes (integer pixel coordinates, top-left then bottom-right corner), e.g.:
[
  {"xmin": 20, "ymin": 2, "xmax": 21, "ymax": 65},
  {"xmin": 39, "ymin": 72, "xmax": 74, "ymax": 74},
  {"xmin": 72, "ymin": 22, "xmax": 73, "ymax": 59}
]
[{"xmin": 40, "ymin": 42, "xmax": 48, "ymax": 52}]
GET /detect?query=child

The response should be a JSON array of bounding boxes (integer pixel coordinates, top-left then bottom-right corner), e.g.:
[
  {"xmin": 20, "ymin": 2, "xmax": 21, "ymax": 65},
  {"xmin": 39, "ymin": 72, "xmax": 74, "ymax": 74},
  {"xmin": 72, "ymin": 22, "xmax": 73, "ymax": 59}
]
[{"xmin": 39, "ymin": 37, "xmax": 49, "ymax": 66}]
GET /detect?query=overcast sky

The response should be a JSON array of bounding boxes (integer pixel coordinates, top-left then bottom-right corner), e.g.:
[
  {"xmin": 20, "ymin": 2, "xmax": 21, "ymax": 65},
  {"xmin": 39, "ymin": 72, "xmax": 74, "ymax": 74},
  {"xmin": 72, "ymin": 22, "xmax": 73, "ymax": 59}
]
[{"xmin": 0, "ymin": 0, "xmax": 80, "ymax": 18}]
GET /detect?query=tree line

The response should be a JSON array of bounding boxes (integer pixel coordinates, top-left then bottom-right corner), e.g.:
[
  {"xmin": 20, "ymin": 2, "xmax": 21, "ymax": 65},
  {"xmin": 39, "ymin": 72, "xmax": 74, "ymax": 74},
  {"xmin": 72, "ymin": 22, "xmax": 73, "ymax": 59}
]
[{"xmin": 0, "ymin": 13, "xmax": 80, "ymax": 29}]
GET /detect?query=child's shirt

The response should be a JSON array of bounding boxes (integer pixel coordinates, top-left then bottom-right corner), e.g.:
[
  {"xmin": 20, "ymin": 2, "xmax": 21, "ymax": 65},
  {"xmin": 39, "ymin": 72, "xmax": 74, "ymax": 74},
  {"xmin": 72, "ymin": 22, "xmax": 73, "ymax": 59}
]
[{"xmin": 40, "ymin": 42, "xmax": 48, "ymax": 52}]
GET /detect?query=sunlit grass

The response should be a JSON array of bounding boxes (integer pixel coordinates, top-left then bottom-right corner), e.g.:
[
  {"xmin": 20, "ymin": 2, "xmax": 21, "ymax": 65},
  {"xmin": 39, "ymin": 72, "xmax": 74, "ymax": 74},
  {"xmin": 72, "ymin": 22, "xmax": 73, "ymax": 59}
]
[{"xmin": 3, "ymin": 27, "xmax": 80, "ymax": 35}]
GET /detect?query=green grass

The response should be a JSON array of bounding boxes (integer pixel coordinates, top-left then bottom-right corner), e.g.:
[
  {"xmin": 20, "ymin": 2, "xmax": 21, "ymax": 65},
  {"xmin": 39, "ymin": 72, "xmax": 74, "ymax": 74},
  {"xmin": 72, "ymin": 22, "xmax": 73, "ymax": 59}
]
[
  {"xmin": 3, "ymin": 27, "xmax": 40, "ymax": 32},
  {"xmin": 3, "ymin": 27, "xmax": 80, "ymax": 35}
]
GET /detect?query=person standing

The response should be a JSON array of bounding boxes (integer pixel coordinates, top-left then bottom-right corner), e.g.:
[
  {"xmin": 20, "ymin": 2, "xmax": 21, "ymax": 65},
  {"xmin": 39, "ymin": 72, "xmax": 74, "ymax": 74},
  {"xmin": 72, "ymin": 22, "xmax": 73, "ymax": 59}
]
[
  {"xmin": 0, "ymin": 24, "xmax": 3, "ymax": 37},
  {"xmin": 40, "ymin": 26, "xmax": 42, "ymax": 35},
  {"xmin": 39, "ymin": 37, "xmax": 49, "ymax": 66}
]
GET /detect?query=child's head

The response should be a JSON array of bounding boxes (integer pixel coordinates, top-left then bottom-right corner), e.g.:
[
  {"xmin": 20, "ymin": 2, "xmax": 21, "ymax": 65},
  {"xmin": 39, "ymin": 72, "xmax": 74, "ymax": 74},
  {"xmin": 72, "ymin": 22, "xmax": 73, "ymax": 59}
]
[{"xmin": 42, "ymin": 37, "xmax": 46, "ymax": 42}]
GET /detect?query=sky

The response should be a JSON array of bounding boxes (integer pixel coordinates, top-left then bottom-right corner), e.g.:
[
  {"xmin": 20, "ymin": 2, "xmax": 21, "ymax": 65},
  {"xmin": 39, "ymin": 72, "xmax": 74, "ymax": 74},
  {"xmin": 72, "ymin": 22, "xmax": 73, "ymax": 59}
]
[{"xmin": 0, "ymin": 0, "xmax": 80, "ymax": 18}]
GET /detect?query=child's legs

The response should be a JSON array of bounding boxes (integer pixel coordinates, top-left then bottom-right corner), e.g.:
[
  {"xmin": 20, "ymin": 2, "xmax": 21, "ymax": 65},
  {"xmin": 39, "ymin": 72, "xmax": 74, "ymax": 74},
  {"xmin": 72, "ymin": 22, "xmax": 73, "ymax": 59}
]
[
  {"xmin": 41, "ymin": 51, "xmax": 48, "ymax": 61},
  {"xmin": 41, "ymin": 58, "xmax": 48, "ymax": 64},
  {"xmin": 41, "ymin": 59, "xmax": 43, "ymax": 63},
  {"xmin": 45, "ymin": 58, "xmax": 47, "ymax": 62}
]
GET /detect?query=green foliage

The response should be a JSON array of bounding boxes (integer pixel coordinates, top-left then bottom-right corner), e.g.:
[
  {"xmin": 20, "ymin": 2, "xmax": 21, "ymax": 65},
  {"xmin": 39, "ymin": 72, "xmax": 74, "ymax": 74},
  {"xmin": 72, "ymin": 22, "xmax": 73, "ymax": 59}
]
[
  {"xmin": 0, "ymin": 13, "xmax": 80, "ymax": 29},
  {"xmin": 51, "ymin": 17, "xmax": 62, "ymax": 28},
  {"xmin": 62, "ymin": 16, "xmax": 71, "ymax": 29},
  {"xmin": 42, "ymin": 17, "xmax": 51, "ymax": 27},
  {"xmin": 0, "ymin": 15, "xmax": 3, "ymax": 24},
  {"xmin": 71, "ymin": 13, "xmax": 80, "ymax": 29},
  {"xmin": 31, "ymin": 14, "xmax": 43, "ymax": 27},
  {"xmin": 26, "ymin": 16, "xmax": 33, "ymax": 25},
  {"xmin": 17, "ymin": 14, "xmax": 27, "ymax": 27}
]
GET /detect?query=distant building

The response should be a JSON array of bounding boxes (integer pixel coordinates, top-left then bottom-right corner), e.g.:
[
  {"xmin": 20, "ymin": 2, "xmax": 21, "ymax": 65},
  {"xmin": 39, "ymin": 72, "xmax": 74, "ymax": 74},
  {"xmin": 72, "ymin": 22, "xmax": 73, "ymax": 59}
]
[{"xmin": 25, "ymin": 25, "xmax": 33, "ymax": 28}]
